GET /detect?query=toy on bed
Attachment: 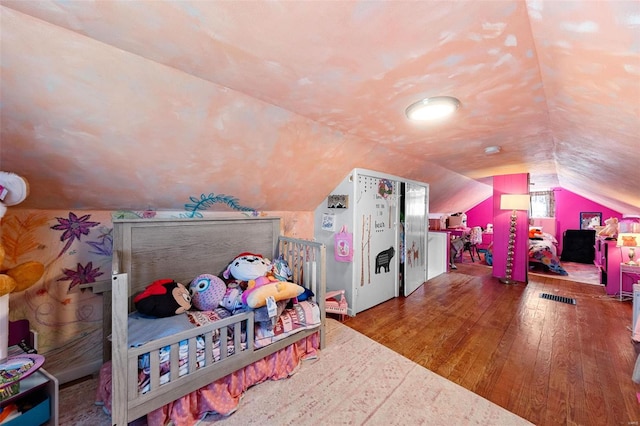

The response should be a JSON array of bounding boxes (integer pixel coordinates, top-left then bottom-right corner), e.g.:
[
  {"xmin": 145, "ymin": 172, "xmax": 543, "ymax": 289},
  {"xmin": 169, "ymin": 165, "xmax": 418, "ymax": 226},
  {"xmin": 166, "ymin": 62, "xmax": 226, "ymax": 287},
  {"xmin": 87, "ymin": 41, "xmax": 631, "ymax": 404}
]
[
  {"xmin": 529, "ymin": 227, "xmax": 543, "ymax": 239},
  {"xmin": 223, "ymin": 252, "xmax": 305, "ymax": 309},
  {"xmin": 133, "ymin": 279, "xmax": 192, "ymax": 318},
  {"xmin": 189, "ymin": 274, "xmax": 227, "ymax": 311}
]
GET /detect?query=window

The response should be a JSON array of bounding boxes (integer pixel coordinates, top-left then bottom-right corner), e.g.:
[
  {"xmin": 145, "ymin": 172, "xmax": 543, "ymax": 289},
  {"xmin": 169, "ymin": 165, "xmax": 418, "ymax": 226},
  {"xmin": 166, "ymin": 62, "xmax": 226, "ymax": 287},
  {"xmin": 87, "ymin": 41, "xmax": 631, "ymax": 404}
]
[{"xmin": 530, "ymin": 191, "xmax": 555, "ymax": 218}]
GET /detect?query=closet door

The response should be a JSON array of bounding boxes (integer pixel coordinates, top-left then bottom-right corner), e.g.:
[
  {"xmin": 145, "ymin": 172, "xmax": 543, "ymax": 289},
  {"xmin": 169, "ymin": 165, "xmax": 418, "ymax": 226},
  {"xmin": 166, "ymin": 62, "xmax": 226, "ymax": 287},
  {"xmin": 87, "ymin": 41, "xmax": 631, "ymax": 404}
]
[
  {"xmin": 355, "ymin": 175, "xmax": 398, "ymax": 313},
  {"xmin": 403, "ymin": 182, "xmax": 427, "ymax": 296}
]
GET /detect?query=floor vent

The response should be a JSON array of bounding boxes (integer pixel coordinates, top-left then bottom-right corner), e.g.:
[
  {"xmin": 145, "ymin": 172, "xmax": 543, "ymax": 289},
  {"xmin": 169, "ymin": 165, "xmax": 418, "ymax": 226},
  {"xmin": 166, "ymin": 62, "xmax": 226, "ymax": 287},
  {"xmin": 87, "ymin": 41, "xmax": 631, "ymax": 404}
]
[{"xmin": 540, "ymin": 293, "xmax": 576, "ymax": 305}]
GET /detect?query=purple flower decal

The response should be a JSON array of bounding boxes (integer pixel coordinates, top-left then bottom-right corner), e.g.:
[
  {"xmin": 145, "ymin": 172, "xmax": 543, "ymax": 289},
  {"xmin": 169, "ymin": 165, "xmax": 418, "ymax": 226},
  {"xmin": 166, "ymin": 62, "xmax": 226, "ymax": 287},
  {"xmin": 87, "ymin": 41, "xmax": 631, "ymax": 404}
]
[
  {"xmin": 57, "ymin": 261, "xmax": 104, "ymax": 292},
  {"xmin": 51, "ymin": 212, "xmax": 100, "ymax": 258},
  {"xmin": 86, "ymin": 228, "xmax": 113, "ymax": 257}
]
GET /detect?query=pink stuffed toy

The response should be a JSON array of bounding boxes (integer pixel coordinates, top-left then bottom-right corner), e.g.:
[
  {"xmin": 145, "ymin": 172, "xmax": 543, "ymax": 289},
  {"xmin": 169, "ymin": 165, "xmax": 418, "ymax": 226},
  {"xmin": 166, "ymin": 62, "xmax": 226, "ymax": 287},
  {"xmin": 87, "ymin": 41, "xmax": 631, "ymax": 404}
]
[
  {"xmin": 221, "ymin": 252, "xmax": 305, "ymax": 309},
  {"xmin": 189, "ymin": 274, "xmax": 226, "ymax": 311}
]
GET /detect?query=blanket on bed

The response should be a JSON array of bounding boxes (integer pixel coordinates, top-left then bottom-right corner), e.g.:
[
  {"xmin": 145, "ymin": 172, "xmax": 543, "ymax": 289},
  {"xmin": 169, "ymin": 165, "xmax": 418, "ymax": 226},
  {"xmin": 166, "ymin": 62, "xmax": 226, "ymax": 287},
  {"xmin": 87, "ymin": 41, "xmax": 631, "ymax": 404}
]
[
  {"xmin": 95, "ymin": 333, "xmax": 319, "ymax": 426},
  {"xmin": 529, "ymin": 233, "xmax": 568, "ymax": 275}
]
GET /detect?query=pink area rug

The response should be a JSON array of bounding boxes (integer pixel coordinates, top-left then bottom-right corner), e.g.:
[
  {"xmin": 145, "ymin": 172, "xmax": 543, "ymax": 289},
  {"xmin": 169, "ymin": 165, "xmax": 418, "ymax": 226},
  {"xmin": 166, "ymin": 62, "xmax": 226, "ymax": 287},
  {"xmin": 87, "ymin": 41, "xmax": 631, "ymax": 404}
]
[{"xmin": 60, "ymin": 319, "xmax": 532, "ymax": 425}]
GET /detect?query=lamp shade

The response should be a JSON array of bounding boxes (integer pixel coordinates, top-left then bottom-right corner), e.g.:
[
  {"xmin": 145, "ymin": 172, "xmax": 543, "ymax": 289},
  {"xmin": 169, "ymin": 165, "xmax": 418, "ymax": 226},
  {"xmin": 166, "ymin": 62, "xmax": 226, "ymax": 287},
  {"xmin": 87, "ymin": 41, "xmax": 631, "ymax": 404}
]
[
  {"xmin": 500, "ymin": 194, "xmax": 530, "ymax": 211},
  {"xmin": 616, "ymin": 233, "xmax": 640, "ymax": 248}
]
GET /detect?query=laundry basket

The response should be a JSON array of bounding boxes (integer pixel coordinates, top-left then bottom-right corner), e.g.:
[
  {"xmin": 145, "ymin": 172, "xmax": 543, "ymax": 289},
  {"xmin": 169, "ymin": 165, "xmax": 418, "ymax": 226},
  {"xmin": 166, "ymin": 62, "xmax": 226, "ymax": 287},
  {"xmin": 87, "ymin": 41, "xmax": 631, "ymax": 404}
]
[{"xmin": 325, "ymin": 289, "xmax": 348, "ymax": 321}]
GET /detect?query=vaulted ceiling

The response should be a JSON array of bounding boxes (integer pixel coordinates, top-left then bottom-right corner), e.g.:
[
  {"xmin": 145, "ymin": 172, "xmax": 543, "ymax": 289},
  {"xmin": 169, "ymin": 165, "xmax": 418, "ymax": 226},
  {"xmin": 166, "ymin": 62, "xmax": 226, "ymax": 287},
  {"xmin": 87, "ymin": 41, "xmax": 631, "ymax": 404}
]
[{"xmin": 1, "ymin": 1, "xmax": 639, "ymax": 214}]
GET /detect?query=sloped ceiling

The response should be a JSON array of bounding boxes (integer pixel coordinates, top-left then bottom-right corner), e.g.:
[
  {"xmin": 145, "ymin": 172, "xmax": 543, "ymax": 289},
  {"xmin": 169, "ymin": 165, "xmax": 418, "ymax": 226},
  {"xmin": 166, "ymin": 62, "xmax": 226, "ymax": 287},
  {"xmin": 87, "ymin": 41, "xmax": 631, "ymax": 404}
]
[{"xmin": 1, "ymin": 0, "xmax": 638, "ymax": 214}]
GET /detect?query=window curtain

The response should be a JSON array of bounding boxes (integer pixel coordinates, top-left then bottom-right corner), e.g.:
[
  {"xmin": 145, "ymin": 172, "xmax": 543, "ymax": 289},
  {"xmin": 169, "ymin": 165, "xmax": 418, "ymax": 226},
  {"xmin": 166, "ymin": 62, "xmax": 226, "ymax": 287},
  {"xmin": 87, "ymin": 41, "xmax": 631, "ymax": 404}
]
[{"xmin": 530, "ymin": 190, "xmax": 555, "ymax": 218}]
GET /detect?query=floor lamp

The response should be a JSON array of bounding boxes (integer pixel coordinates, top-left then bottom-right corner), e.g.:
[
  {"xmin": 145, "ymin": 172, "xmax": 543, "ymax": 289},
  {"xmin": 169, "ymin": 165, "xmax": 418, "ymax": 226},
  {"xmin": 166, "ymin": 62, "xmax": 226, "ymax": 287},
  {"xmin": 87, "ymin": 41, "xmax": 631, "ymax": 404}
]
[{"xmin": 499, "ymin": 194, "xmax": 530, "ymax": 285}]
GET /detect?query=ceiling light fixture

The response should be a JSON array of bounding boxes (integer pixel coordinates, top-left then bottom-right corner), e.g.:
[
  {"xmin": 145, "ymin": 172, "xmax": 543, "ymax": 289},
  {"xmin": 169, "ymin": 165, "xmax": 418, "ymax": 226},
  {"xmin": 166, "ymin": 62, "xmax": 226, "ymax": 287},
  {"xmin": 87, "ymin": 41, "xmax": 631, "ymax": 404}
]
[
  {"xmin": 484, "ymin": 146, "xmax": 501, "ymax": 155},
  {"xmin": 405, "ymin": 96, "xmax": 461, "ymax": 121}
]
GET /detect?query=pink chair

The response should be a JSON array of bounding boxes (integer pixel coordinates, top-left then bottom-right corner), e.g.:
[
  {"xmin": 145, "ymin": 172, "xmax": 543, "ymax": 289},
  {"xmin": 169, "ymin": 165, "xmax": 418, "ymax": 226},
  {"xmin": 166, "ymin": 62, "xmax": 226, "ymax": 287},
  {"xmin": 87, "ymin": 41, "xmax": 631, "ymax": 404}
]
[{"xmin": 476, "ymin": 232, "xmax": 493, "ymax": 262}]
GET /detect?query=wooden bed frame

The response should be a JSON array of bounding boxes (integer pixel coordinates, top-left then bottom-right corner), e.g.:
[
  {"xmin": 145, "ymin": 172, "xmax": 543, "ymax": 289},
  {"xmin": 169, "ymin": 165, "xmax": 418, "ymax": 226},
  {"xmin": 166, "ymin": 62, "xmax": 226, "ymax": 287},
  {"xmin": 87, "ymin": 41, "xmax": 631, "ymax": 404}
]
[{"xmin": 108, "ymin": 216, "xmax": 326, "ymax": 425}]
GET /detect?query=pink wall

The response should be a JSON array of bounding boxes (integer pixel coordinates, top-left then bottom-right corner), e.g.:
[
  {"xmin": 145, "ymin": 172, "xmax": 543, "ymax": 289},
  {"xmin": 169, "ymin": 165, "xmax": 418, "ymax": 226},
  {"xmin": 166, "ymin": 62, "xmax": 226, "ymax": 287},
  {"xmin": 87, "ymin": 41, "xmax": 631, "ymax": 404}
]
[
  {"xmin": 492, "ymin": 174, "xmax": 529, "ymax": 283},
  {"xmin": 553, "ymin": 188, "xmax": 622, "ymax": 254},
  {"xmin": 466, "ymin": 187, "xmax": 623, "ymax": 256},
  {"xmin": 466, "ymin": 197, "xmax": 493, "ymax": 229}
]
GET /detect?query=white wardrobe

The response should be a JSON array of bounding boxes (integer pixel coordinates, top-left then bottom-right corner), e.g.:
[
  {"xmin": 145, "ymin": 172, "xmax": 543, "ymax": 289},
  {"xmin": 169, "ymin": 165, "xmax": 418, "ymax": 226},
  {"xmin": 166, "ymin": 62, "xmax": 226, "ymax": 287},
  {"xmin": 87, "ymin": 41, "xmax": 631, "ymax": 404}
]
[{"xmin": 314, "ymin": 168, "xmax": 429, "ymax": 316}]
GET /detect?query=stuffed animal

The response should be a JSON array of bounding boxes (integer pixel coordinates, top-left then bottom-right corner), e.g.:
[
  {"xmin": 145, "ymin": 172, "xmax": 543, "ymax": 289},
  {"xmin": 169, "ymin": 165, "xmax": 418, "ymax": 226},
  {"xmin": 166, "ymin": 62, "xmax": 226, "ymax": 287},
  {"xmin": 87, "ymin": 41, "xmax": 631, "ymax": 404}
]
[
  {"xmin": 220, "ymin": 281, "xmax": 246, "ymax": 313},
  {"xmin": 189, "ymin": 274, "xmax": 226, "ymax": 311},
  {"xmin": 222, "ymin": 252, "xmax": 304, "ymax": 309},
  {"xmin": 0, "ymin": 171, "xmax": 44, "ymax": 297},
  {"xmin": 134, "ymin": 279, "xmax": 192, "ymax": 317},
  {"xmin": 598, "ymin": 217, "xmax": 619, "ymax": 237},
  {"xmin": 223, "ymin": 252, "xmax": 273, "ymax": 282},
  {"xmin": 271, "ymin": 254, "xmax": 292, "ymax": 282},
  {"xmin": 529, "ymin": 228, "xmax": 543, "ymax": 239}
]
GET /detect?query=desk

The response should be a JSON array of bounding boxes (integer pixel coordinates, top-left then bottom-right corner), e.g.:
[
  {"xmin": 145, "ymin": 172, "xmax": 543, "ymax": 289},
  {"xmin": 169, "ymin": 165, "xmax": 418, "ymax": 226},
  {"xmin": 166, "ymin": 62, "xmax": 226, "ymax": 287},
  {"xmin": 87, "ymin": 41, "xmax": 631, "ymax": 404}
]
[{"xmin": 620, "ymin": 263, "xmax": 640, "ymax": 302}]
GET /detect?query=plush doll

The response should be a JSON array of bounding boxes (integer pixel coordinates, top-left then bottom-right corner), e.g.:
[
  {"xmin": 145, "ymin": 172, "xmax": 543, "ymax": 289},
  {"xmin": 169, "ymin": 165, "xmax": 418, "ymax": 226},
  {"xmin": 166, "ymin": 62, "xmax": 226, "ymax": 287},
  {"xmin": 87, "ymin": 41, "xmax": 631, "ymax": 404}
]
[
  {"xmin": 134, "ymin": 279, "xmax": 192, "ymax": 318},
  {"xmin": 222, "ymin": 252, "xmax": 304, "ymax": 309},
  {"xmin": 0, "ymin": 171, "xmax": 45, "ymax": 362},
  {"xmin": 598, "ymin": 217, "xmax": 618, "ymax": 237},
  {"xmin": 189, "ymin": 274, "xmax": 226, "ymax": 311},
  {"xmin": 271, "ymin": 254, "xmax": 292, "ymax": 282},
  {"xmin": 0, "ymin": 171, "xmax": 44, "ymax": 297},
  {"xmin": 529, "ymin": 228, "xmax": 543, "ymax": 239},
  {"xmin": 223, "ymin": 252, "xmax": 273, "ymax": 283},
  {"xmin": 220, "ymin": 282, "xmax": 246, "ymax": 313},
  {"xmin": 0, "ymin": 246, "xmax": 44, "ymax": 297}
]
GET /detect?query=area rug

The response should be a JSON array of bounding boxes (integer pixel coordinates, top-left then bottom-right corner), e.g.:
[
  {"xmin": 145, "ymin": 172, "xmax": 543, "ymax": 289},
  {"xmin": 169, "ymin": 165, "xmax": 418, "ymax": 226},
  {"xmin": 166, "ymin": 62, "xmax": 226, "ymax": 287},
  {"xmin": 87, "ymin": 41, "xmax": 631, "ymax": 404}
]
[
  {"xmin": 60, "ymin": 319, "xmax": 532, "ymax": 425},
  {"xmin": 458, "ymin": 251, "xmax": 601, "ymax": 286},
  {"xmin": 529, "ymin": 260, "xmax": 601, "ymax": 285}
]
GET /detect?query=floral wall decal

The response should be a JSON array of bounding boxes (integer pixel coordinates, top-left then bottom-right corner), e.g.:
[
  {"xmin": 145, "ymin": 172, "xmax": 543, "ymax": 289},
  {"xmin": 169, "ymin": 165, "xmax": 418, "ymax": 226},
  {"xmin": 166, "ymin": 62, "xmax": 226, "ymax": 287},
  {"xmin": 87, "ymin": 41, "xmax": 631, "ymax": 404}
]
[
  {"xmin": 57, "ymin": 261, "xmax": 104, "ymax": 293},
  {"xmin": 50, "ymin": 212, "xmax": 99, "ymax": 259}
]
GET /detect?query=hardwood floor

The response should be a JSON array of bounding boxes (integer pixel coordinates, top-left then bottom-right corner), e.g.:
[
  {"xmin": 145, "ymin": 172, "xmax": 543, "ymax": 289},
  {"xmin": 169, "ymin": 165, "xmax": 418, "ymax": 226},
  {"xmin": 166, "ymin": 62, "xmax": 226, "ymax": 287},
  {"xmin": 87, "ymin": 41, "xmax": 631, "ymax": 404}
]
[{"xmin": 342, "ymin": 263, "xmax": 640, "ymax": 426}]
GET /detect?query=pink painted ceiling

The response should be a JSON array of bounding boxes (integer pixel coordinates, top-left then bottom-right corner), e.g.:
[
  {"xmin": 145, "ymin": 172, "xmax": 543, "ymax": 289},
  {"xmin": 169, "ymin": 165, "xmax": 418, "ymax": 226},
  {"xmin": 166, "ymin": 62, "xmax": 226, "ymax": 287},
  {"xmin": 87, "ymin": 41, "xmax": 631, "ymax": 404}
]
[{"xmin": 1, "ymin": 1, "xmax": 638, "ymax": 214}]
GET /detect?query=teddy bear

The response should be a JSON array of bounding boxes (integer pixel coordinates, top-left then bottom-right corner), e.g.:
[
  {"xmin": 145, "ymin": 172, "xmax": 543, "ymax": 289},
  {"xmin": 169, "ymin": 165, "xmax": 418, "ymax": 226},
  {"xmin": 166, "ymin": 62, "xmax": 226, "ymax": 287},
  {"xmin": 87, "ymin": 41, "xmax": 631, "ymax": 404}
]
[
  {"xmin": 598, "ymin": 217, "xmax": 618, "ymax": 238},
  {"xmin": 0, "ymin": 246, "xmax": 44, "ymax": 297},
  {"xmin": 0, "ymin": 171, "xmax": 44, "ymax": 298}
]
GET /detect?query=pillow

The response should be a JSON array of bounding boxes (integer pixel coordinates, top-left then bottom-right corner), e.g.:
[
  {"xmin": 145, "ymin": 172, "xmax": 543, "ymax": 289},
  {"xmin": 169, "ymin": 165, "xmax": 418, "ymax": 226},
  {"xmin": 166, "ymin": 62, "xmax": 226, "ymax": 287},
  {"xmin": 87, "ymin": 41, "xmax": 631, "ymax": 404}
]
[{"xmin": 243, "ymin": 281, "xmax": 305, "ymax": 309}]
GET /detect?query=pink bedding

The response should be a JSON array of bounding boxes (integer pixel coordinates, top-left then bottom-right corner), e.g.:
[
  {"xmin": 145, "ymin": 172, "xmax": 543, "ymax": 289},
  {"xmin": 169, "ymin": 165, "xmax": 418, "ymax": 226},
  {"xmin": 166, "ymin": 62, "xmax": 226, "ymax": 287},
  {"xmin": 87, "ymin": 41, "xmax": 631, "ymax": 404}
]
[{"xmin": 95, "ymin": 333, "xmax": 319, "ymax": 426}]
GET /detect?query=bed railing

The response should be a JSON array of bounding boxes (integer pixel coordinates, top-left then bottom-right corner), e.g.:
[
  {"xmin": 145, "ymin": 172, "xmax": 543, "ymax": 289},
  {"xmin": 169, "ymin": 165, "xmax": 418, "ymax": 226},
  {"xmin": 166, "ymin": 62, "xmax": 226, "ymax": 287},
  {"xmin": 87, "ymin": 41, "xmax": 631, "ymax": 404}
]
[{"xmin": 277, "ymin": 236, "xmax": 326, "ymax": 349}]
